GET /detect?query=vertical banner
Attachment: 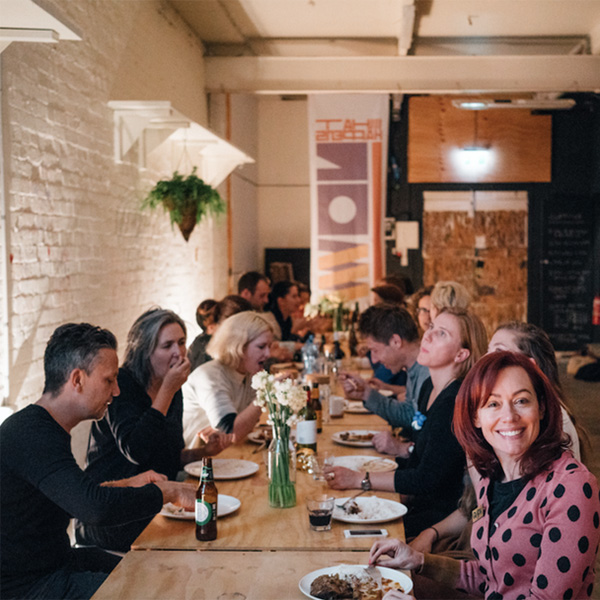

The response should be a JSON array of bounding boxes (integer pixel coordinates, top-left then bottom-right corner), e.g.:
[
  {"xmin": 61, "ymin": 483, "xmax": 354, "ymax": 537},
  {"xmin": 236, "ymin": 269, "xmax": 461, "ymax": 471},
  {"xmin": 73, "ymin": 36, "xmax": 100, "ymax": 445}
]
[{"xmin": 308, "ymin": 94, "xmax": 389, "ymax": 306}]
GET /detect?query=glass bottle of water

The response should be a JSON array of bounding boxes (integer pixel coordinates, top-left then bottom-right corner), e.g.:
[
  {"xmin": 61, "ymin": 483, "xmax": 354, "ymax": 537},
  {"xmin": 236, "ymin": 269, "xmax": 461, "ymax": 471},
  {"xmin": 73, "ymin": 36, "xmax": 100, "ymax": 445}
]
[{"xmin": 301, "ymin": 334, "xmax": 319, "ymax": 374}]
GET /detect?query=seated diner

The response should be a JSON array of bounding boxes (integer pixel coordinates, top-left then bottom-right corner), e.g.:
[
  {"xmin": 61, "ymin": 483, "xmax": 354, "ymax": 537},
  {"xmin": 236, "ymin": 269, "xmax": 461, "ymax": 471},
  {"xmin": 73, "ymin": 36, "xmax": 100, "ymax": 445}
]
[
  {"xmin": 370, "ymin": 351, "xmax": 600, "ymax": 599},
  {"xmin": 325, "ymin": 308, "xmax": 487, "ymax": 538}
]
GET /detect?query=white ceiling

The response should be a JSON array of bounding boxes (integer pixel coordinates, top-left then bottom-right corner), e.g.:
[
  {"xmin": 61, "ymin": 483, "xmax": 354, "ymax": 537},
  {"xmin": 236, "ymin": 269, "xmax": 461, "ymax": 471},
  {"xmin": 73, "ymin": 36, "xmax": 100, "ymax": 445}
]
[
  {"xmin": 2, "ymin": 0, "xmax": 600, "ymax": 95},
  {"xmin": 170, "ymin": 0, "xmax": 600, "ymax": 95}
]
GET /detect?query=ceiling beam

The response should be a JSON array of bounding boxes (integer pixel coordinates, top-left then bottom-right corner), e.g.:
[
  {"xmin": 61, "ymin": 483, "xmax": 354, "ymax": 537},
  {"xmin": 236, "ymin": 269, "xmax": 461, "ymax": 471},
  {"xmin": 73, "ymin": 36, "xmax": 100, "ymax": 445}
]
[
  {"xmin": 397, "ymin": 2, "xmax": 415, "ymax": 56},
  {"xmin": 205, "ymin": 55, "xmax": 600, "ymax": 94}
]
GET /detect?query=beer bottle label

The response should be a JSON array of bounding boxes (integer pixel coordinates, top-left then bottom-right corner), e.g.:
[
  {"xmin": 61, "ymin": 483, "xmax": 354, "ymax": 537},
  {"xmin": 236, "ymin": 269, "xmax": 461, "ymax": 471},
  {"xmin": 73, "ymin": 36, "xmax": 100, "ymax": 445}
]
[{"xmin": 195, "ymin": 499, "xmax": 214, "ymax": 525}]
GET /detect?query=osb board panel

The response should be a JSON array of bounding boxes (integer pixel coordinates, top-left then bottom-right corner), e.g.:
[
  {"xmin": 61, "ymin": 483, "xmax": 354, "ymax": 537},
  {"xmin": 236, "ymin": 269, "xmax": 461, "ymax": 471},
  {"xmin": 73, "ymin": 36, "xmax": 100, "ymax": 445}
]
[
  {"xmin": 423, "ymin": 209, "xmax": 527, "ymax": 338},
  {"xmin": 408, "ymin": 97, "xmax": 551, "ymax": 183},
  {"xmin": 422, "ymin": 212, "xmax": 475, "ymax": 252},
  {"xmin": 474, "ymin": 211, "xmax": 527, "ymax": 249}
]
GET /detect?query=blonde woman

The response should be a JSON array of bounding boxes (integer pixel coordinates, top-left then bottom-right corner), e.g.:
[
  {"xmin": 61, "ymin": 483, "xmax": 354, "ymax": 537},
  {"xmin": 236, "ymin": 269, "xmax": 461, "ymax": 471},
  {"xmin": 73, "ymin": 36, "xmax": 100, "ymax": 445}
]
[
  {"xmin": 325, "ymin": 308, "xmax": 487, "ymax": 538},
  {"xmin": 182, "ymin": 311, "xmax": 273, "ymax": 446},
  {"xmin": 429, "ymin": 281, "xmax": 471, "ymax": 320}
]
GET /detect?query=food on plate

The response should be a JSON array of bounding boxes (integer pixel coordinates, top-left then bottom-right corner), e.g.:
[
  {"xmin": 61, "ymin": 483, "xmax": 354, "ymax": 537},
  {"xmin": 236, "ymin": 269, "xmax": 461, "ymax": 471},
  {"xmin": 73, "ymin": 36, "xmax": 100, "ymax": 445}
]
[
  {"xmin": 341, "ymin": 499, "xmax": 361, "ymax": 515},
  {"xmin": 310, "ymin": 574, "xmax": 354, "ymax": 599},
  {"xmin": 332, "ymin": 497, "xmax": 406, "ymax": 522},
  {"xmin": 339, "ymin": 432, "xmax": 374, "ymax": 443},
  {"xmin": 162, "ymin": 502, "xmax": 186, "ymax": 515},
  {"xmin": 310, "ymin": 566, "xmax": 404, "ymax": 600},
  {"xmin": 252, "ymin": 428, "xmax": 273, "ymax": 443}
]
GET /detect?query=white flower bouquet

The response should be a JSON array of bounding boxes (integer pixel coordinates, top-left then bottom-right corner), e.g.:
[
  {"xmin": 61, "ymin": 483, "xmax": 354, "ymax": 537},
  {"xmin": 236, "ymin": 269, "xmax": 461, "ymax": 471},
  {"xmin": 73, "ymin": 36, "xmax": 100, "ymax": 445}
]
[{"xmin": 252, "ymin": 371, "xmax": 306, "ymax": 508}]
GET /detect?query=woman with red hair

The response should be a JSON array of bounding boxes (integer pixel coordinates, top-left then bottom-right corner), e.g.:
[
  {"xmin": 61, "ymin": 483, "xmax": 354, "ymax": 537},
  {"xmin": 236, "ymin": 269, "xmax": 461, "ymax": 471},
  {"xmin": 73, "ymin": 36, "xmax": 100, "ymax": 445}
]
[{"xmin": 370, "ymin": 352, "xmax": 599, "ymax": 599}]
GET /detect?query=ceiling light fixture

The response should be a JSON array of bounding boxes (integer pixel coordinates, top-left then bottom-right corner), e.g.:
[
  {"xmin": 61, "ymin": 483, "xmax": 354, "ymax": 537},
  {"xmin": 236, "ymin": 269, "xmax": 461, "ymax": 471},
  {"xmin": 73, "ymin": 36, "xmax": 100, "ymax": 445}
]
[
  {"xmin": 452, "ymin": 98, "xmax": 576, "ymax": 111},
  {"xmin": 456, "ymin": 110, "xmax": 492, "ymax": 173}
]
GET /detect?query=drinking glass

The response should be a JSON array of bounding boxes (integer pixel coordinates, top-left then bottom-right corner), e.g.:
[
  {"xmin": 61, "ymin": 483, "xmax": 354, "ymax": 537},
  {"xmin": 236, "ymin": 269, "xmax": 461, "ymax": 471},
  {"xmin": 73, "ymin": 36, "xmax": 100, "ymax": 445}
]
[{"xmin": 306, "ymin": 494, "xmax": 335, "ymax": 531}]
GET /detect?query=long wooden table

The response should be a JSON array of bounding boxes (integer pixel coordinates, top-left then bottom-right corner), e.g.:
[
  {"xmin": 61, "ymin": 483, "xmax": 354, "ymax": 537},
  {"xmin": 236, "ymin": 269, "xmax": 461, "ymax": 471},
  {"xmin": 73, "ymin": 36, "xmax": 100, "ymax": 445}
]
[
  {"xmin": 93, "ymin": 395, "xmax": 411, "ymax": 598},
  {"xmin": 92, "ymin": 550, "xmax": 375, "ymax": 600},
  {"xmin": 132, "ymin": 412, "xmax": 402, "ymax": 552}
]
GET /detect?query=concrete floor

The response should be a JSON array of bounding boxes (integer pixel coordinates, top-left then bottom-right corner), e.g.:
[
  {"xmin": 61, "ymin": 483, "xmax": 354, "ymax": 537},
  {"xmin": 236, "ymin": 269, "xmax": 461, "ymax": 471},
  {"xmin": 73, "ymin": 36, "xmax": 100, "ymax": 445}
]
[{"xmin": 560, "ymin": 361, "xmax": 600, "ymax": 600}]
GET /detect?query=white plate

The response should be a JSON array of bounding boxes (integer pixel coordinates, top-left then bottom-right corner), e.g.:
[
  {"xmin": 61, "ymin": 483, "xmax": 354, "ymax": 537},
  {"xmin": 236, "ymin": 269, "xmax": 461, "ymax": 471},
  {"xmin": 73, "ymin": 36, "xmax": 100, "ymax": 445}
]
[
  {"xmin": 184, "ymin": 459, "xmax": 259, "ymax": 480},
  {"xmin": 299, "ymin": 564, "xmax": 413, "ymax": 599},
  {"xmin": 344, "ymin": 400, "xmax": 370, "ymax": 414},
  {"xmin": 331, "ymin": 430, "xmax": 378, "ymax": 448},
  {"xmin": 160, "ymin": 494, "xmax": 241, "ymax": 520},
  {"xmin": 330, "ymin": 455, "xmax": 397, "ymax": 473},
  {"xmin": 332, "ymin": 496, "xmax": 407, "ymax": 524}
]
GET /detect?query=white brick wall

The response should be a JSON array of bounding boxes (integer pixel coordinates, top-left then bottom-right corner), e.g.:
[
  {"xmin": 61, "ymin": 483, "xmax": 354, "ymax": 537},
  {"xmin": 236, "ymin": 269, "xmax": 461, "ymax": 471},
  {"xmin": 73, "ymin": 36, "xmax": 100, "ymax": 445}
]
[{"xmin": 2, "ymin": 0, "xmax": 229, "ymax": 410}]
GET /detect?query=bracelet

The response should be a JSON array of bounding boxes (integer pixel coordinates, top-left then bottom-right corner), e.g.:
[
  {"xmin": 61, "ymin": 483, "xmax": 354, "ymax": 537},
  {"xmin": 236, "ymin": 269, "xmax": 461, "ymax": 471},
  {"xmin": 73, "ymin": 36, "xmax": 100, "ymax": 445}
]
[{"xmin": 429, "ymin": 525, "xmax": 440, "ymax": 542}]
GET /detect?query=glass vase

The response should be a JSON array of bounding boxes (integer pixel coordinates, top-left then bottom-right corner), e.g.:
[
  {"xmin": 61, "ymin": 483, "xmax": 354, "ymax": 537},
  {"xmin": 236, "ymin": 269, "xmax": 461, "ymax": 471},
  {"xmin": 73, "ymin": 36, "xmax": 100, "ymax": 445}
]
[{"xmin": 267, "ymin": 425, "xmax": 296, "ymax": 508}]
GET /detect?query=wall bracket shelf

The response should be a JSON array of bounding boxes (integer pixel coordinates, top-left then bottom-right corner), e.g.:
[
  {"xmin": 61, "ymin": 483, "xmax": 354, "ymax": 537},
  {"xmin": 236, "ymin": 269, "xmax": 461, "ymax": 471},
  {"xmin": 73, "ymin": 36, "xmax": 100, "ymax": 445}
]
[{"xmin": 107, "ymin": 101, "xmax": 254, "ymax": 188}]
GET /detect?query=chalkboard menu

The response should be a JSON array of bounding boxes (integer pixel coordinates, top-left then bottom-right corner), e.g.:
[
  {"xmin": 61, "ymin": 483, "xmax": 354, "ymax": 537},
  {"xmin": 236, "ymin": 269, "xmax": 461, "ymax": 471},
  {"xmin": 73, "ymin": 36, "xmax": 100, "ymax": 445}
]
[{"xmin": 542, "ymin": 195, "xmax": 595, "ymax": 350}]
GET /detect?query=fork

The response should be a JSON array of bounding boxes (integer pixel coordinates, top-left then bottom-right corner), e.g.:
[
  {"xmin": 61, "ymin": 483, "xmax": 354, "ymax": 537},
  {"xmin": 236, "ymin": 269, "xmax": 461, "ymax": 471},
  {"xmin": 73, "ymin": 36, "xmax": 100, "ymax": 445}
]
[{"xmin": 336, "ymin": 489, "xmax": 367, "ymax": 511}]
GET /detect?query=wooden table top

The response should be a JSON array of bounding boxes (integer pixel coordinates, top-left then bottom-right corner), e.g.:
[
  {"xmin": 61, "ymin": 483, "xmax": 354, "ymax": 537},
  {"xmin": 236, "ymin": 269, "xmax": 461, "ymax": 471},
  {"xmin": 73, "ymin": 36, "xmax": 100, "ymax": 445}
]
[
  {"xmin": 132, "ymin": 412, "xmax": 404, "ymax": 552},
  {"xmin": 92, "ymin": 549, "xmax": 410, "ymax": 600}
]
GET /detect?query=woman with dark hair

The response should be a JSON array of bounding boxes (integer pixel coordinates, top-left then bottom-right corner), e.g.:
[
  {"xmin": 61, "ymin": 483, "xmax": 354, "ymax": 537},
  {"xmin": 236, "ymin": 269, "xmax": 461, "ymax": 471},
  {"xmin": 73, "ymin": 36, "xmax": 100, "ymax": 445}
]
[
  {"xmin": 409, "ymin": 285, "xmax": 434, "ymax": 337},
  {"xmin": 488, "ymin": 320, "xmax": 585, "ymax": 460},
  {"xmin": 76, "ymin": 308, "xmax": 231, "ymax": 552},
  {"xmin": 371, "ymin": 284, "xmax": 406, "ymax": 306},
  {"xmin": 188, "ymin": 295, "xmax": 252, "ymax": 370},
  {"xmin": 266, "ymin": 280, "xmax": 302, "ymax": 341},
  {"xmin": 187, "ymin": 298, "xmax": 218, "ymax": 370},
  {"xmin": 408, "ymin": 320, "xmax": 587, "ymax": 597},
  {"xmin": 370, "ymin": 352, "xmax": 600, "ymax": 599}
]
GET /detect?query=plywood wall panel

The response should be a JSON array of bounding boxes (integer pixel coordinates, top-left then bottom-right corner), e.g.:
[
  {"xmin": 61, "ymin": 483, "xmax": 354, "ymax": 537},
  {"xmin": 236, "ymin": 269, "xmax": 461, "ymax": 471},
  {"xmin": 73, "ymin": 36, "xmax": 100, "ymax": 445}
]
[
  {"xmin": 475, "ymin": 211, "xmax": 527, "ymax": 249},
  {"xmin": 423, "ymin": 204, "xmax": 528, "ymax": 337},
  {"xmin": 408, "ymin": 97, "xmax": 551, "ymax": 183}
]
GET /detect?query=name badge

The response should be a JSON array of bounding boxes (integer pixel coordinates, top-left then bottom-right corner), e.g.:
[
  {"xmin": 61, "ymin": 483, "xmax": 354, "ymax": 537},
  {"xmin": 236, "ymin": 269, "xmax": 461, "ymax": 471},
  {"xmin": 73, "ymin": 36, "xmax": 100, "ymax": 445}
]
[{"xmin": 472, "ymin": 506, "xmax": 485, "ymax": 523}]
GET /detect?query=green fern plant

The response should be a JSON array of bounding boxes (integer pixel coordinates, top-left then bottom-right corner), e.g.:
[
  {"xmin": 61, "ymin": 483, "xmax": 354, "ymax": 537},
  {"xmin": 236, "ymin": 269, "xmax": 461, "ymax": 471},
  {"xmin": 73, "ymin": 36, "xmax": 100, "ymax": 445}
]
[{"xmin": 142, "ymin": 167, "xmax": 226, "ymax": 241}]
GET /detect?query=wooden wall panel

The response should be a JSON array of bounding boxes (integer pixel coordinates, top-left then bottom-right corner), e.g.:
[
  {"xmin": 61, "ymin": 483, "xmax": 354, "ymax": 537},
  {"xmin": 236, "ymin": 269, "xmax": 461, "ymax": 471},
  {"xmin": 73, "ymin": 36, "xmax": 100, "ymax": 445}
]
[
  {"xmin": 423, "ymin": 204, "xmax": 528, "ymax": 337},
  {"xmin": 408, "ymin": 96, "xmax": 551, "ymax": 183}
]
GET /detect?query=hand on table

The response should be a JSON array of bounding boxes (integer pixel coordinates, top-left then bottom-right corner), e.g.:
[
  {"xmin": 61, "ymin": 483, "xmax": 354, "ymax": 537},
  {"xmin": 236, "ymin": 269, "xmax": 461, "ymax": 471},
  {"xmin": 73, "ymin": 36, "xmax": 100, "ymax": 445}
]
[
  {"xmin": 372, "ymin": 432, "xmax": 412, "ymax": 458},
  {"xmin": 338, "ymin": 372, "xmax": 368, "ymax": 401},
  {"xmin": 322, "ymin": 466, "xmax": 362, "ymax": 490},
  {"xmin": 198, "ymin": 426, "xmax": 234, "ymax": 456},
  {"xmin": 369, "ymin": 538, "xmax": 424, "ymax": 572},
  {"xmin": 101, "ymin": 470, "xmax": 167, "ymax": 488},
  {"xmin": 154, "ymin": 480, "xmax": 196, "ymax": 511}
]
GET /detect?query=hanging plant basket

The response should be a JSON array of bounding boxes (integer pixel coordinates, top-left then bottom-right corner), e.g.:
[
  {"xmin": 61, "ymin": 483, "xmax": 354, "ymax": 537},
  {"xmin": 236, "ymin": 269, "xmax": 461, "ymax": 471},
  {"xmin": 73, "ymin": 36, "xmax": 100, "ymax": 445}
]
[{"xmin": 142, "ymin": 167, "xmax": 226, "ymax": 241}]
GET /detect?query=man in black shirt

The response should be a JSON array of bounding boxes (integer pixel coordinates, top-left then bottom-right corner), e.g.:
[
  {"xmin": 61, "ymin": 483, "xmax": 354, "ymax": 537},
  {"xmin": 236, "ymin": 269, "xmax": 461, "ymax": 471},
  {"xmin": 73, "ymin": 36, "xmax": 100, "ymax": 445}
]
[{"xmin": 0, "ymin": 323, "xmax": 195, "ymax": 600}]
